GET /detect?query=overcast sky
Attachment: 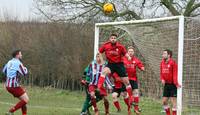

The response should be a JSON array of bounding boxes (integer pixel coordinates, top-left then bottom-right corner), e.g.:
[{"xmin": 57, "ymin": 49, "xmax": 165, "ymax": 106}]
[{"xmin": 0, "ymin": 0, "xmax": 40, "ymax": 21}]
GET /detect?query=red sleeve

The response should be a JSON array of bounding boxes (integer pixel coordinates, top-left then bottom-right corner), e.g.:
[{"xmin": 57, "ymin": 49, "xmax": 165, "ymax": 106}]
[
  {"xmin": 136, "ymin": 59, "xmax": 144, "ymax": 70},
  {"xmin": 99, "ymin": 44, "xmax": 105, "ymax": 53},
  {"xmin": 160, "ymin": 62, "xmax": 163, "ymax": 81},
  {"xmin": 173, "ymin": 61, "xmax": 178, "ymax": 86}
]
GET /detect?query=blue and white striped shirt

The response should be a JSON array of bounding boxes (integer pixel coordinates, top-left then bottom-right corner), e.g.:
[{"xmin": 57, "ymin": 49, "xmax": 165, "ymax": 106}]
[
  {"xmin": 87, "ymin": 60, "xmax": 112, "ymax": 87},
  {"xmin": 2, "ymin": 58, "xmax": 28, "ymax": 87}
]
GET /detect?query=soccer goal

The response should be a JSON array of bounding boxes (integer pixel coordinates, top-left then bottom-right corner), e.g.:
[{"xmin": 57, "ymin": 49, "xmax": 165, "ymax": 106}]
[{"xmin": 94, "ymin": 16, "xmax": 200, "ymax": 115}]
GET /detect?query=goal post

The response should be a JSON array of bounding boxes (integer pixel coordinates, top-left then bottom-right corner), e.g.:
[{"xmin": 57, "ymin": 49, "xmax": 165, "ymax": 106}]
[
  {"xmin": 94, "ymin": 15, "xmax": 200, "ymax": 115},
  {"xmin": 177, "ymin": 16, "xmax": 184, "ymax": 115}
]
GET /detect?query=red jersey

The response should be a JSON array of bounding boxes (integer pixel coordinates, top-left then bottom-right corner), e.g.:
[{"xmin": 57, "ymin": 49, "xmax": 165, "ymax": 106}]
[
  {"xmin": 99, "ymin": 41, "xmax": 126, "ymax": 63},
  {"xmin": 123, "ymin": 56, "xmax": 144, "ymax": 81},
  {"xmin": 160, "ymin": 58, "xmax": 178, "ymax": 86},
  {"xmin": 112, "ymin": 72, "xmax": 123, "ymax": 89}
]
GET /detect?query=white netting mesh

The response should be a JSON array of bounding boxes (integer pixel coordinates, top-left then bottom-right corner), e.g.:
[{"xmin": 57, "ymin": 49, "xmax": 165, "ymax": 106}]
[
  {"xmin": 182, "ymin": 17, "xmax": 200, "ymax": 115},
  {"xmin": 96, "ymin": 17, "xmax": 200, "ymax": 114}
]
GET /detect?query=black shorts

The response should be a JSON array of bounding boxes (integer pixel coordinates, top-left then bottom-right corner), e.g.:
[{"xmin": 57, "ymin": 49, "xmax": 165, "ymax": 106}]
[
  {"xmin": 112, "ymin": 84, "xmax": 126, "ymax": 97},
  {"xmin": 129, "ymin": 80, "xmax": 138, "ymax": 90},
  {"xmin": 163, "ymin": 83, "xmax": 177, "ymax": 97},
  {"xmin": 107, "ymin": 62, "xmax": 127, "ymax": 77}
]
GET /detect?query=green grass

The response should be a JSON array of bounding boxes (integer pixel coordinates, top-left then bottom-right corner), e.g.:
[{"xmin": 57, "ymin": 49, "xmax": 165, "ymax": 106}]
[{"xmin": 0, "ymin": 84, "xmax": 199, "ymax": 115}]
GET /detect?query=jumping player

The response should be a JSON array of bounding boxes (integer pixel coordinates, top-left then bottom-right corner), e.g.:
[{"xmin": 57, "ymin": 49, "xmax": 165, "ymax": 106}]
[{"xmin": 97, "ymin": 33, "xmax": 134, "ymax": 105}]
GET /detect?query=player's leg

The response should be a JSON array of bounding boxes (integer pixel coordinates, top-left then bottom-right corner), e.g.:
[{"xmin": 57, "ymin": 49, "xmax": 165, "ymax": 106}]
[
  {"xmin": 116, "ymin": 63, "xmax": 134, "ymax": 105},
  {"xmin": 133, "ymin": 89, "xmax": 140, "ymax": 114},
  {"xmin": 171, "ymin": 97, "xmax": 177, "ymax": 115},
  {"xmin": 120, "ymin": 76, "xmax": 134, "ymax": 105},
  {"xmin": 112, "ymin": 92, "xmax": 121, "ymax": 112},
  {"xmin": 6, "ymin": 87, "xmax": 29, "ymax": 115},
  {"xmin": 81, "ymin": 92, "xmax": 91, "ymax": 115},
  {"xmin": 103, "ymin": 96, "xmax": 109, "ymax": 115},
  {"xmin": 87, "ymin": 90, "xmax": 103, "ymax": 111},
  {"xmin": 99, "ymin": 86, "xmax": 109, "ymax": 115},
  {"xmin": 130, "ymin": 80, "xmax": 140, "ymax": 114},
  {"xmin": 163, "ymin": 84, "xmax": 171, "ymax": 115},
  {"xmin": 170, "ymin": 84, "xmax": 178, "ymax": 115},
  {"xmin": 89, "ymin": 85, "xmax": 99, "ymax": 115},
  {"xmin": 18, "ymin": 93, "xmax": 29, "ymax": 115},
  {"xmin": 121, "ymin": 91, "xmax": 131, "ymax": 115},
  {"xmin": 163, "ymin": 97, "xmax": 170, "ymax": 115},
  {"xmin": 97, "ymin": 67, "xmax": 111, "ymax": 89}
]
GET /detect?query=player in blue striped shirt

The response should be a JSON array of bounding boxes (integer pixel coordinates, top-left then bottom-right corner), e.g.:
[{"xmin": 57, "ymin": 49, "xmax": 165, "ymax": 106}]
[
  {"xmin": 87, "ymin": 53, "xmax": 112, "ymax": 115},
  {"xmin": 3, "ymin": 50, "xmax": 29, "ymax": 115}
]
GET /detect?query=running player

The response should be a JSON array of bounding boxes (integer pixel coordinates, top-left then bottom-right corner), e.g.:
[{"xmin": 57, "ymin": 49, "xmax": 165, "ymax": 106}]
[{"xmin": 3, "ymin": 50, "xmax": 29, "ymax": 115}]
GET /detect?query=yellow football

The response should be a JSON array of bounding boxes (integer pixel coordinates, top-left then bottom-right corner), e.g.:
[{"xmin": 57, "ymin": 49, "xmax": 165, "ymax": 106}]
[{"xmin": 103, "ymin": 3, "xmax": 114, "ymax": 14}]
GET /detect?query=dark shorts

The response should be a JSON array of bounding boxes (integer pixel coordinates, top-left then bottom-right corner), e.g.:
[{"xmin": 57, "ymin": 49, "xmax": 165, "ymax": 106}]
[
  {"xmin": 129, "ymin": 80, "xmax": 138, "ymax": 89},
  {"xmin": 163, "ymin": 83, "xmax": 177, "ymax": 97},
  {"xmin": 112, "ymin": 84, "xmax": 126, "ymax": 97},
  {"xmin": 6, "ymin": 86, "xmax": 26, "ymax": 97},
  {"xmin": 107, "ymin": 62, "xmax": 127, "ymax": 77}
]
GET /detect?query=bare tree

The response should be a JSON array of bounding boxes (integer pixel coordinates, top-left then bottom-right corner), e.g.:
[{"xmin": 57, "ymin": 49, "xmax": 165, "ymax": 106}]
[{"xmin": 34, "ymin": 0, "xmax": 200, "ymax": 22}]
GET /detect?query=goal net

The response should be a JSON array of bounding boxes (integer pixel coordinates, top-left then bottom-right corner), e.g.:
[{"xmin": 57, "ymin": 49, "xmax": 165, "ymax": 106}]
[{"xmin": 94, "ymin": 16, "xmax": 200, "ymax": 115}]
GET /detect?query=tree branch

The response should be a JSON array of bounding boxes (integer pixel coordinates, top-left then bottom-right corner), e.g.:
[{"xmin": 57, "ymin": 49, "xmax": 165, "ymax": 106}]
[{"xmin": 161, "ymin": 0, "xmax": 180, "ymax": 15}]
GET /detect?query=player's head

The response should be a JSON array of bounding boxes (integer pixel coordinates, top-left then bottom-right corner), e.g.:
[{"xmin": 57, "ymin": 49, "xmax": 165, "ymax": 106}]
[
  {"xmin": 127, "ymin": 46, "xmax": 135, "ymax": 56},
  {"xmin": 109, "ymin": 33, "xmax": 118, "ymax": 44},
  {"xmin": 96, "ymin": 53, "xmax": 103, "ymax": 63},
  {"xmin": 162, "ymin": 49, "xmax": 172, "ymax": 60},
  {"xmin": 12, "ymin": 49, "xmax": 22, "ymax": 59}
]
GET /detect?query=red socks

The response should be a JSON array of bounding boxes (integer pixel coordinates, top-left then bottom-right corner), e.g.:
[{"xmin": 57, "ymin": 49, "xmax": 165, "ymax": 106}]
[
  {"xmin": 134, "ymin": 96, "xmax": 139, "ymax": 111},
  {"xmin": 9, "ymin": 100, "xmax": 27, "ymax": 113},
  {"xmin": 164, "ymin": 105, "xmax": 170, "ymax": 115},
  {"xmin": 113, "ymin": 101, "xmax": 121, "ymax": 110},
  {"xmin": 91, "ymin": 97, "xmax": 98, "ymax": 112},
  {"xmin": 126, "ymin": 85, "xmax": 133, "ymax": 104},
  {"xmin": 124, "ymin": 97, "xmax": 130, "ymax": 107},
  {"xmin": 22, "ymin": 105, "xmax": 27, "ymax": 115},
  {"xmin": 172, "ymin": 108, "xmax": 177, "ymax": 115},
  {"xmin": 104, "ymin": 99, "xmax": 109, "ymax": 114},
  {"xmin": 97, "ymin": 76, "xmax": 105, "ymax": 89}
]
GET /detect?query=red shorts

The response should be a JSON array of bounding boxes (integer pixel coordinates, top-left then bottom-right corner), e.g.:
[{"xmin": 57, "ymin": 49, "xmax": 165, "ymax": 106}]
[
  {"xmin": 89, "ymin": 85, "xmax": 107, "ymax": 96},
  {"xmin": 6, "ymin": 87, "xmax": 26, "ymax": 97}
]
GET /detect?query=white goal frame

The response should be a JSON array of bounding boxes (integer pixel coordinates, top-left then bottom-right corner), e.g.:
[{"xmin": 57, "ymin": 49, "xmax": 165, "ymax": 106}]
[{"xmin": 94, "ymin": 16, "xmax": 184, "ymax": 115}]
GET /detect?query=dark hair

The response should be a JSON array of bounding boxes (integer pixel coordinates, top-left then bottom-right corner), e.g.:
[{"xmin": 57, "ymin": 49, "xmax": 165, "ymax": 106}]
[
  {"xmin": 12, "ymin": 49, "xmax": 21, "ymax": 58},
  {"xmin": 110, "ymin": 33, "xmax": 118, "ymax": 37},
  {"xmin": 164, "ymin": 49, "xmax": 172, "ymax": 58}
]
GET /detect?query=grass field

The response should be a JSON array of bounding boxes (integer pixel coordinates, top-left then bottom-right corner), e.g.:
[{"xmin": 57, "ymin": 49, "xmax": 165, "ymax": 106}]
[{"xmin": 0, "ymin": 84, "xmax": 199, "ymax": 115}]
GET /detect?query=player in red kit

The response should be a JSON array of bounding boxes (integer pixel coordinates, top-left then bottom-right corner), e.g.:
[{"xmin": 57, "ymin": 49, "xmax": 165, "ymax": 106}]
[
  {"xmin": 160, "ymin": 49, "xmax": 181, "ymax": 115},
  {"xmin": 97, "ymin": 33, "xmax": 134, "ymax": 106},
  {"xmin": 123, "ymin": 46, "xmax": 144, "ymax": 115}
]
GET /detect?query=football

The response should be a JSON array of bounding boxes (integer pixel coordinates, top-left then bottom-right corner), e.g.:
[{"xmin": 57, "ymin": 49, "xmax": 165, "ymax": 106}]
[{"xmin": 103, "ymin": 3, "xmax": 114, "ymax": 14}]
